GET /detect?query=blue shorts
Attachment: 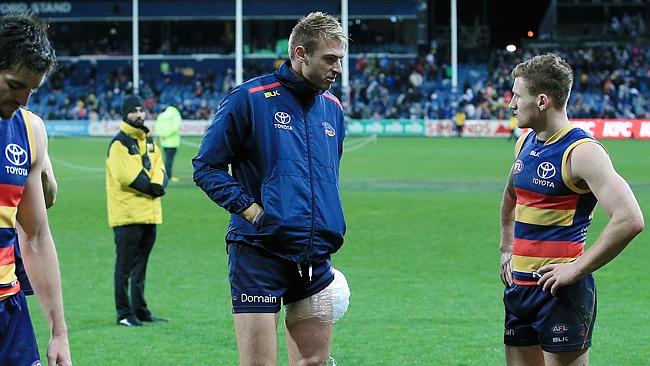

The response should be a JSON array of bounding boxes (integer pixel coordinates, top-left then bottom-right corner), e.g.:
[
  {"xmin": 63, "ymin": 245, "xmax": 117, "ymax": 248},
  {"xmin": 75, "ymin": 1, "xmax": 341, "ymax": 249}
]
[
  {"xmin": 0, "ymin": 292, "xmax": 41, "ymax": 366},
  {"xmin": 504, "ymin": 274, "xmax": 596, "ymax": 353},
  {"xmin": 228, "ymin": 243, "xmax": 334, "ymax": 314}
]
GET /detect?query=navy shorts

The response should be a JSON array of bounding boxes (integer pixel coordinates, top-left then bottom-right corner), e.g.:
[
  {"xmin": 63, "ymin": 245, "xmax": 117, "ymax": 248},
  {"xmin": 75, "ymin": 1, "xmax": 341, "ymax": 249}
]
[
  {"xmin": 228, "ymin": 243, "xmax": 335, "ymax": 314},
  {"xmin": 0, "ymin": 292, "xmax": 41, "ymax": 366},
  {"xmin": 504, "ymin": 274, "xmax": 597, "ymax": 353}
]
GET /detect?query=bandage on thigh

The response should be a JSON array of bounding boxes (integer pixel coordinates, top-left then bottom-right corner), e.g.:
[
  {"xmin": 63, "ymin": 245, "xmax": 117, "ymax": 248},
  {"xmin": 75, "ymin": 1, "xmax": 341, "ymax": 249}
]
[{"xmin": 285, "ymin": 268, "xmax": 350, "ymax": 324}]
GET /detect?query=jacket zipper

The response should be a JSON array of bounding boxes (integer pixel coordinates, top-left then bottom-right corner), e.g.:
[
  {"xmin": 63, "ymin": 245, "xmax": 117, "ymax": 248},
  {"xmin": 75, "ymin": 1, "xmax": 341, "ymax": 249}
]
[{"xmin": 304, "ymin": 103, "xmax": 316, "ymax": 266}]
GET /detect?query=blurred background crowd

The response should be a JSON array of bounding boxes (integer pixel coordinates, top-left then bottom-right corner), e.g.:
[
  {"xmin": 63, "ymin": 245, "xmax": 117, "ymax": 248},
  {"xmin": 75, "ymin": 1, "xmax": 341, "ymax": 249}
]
[{"xmin": 20, "ymin": 0, "xmax": 650, "ymax": 121}]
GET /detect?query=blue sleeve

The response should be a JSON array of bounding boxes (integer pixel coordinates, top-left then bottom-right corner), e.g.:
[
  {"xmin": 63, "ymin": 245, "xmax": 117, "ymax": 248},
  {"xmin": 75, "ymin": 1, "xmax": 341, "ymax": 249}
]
[
  {"xmin": 192, "ymin": 88, "xmax": 255, "ymax": 214},
  {"xmin": 338, "ymin": 111, "xmax": 346, "ymax": 163}
]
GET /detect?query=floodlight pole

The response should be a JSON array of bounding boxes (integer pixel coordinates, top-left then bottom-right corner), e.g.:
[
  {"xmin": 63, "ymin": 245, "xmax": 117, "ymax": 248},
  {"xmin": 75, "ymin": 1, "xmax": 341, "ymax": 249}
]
[
  {"xmin": 132, "ymin": 0, "xmax": 140, "ymax": 95},
  {"xmin": 450, "ymin": 0, "xmax": 458, "ymax": 98},
  {"xmin": 235, "ymin": 0, "xmax": 243, "ymax": 85}
]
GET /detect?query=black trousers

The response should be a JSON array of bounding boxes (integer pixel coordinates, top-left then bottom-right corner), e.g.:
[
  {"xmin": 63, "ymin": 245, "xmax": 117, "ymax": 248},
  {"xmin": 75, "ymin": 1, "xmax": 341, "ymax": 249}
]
[
  {"xmin": 113, "ymin": 224, "xmax": 156, "ymax": 320},
  {"xmin": 163, "ymin": 147, "xmax": 177, "ymax": 178}
]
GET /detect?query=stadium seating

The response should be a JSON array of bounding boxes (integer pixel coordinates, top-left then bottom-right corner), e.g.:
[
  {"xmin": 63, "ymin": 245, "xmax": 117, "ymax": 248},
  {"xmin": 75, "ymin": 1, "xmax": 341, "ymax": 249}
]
[{"xmin": 28, "ymin": 44, "xmax": 650, "ymax": 121}]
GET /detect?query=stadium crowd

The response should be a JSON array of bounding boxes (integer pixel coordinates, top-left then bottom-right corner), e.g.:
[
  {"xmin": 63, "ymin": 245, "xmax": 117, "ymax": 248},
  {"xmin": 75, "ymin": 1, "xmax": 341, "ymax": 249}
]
[{"xmin": 28, "ymin": 43, "xmax": 650, "ymax": 121}]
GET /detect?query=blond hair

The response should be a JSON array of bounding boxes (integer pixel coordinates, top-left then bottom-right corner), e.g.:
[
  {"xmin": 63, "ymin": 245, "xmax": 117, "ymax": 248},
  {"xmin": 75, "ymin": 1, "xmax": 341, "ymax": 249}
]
[
  {"xmin": 511, "ymin": 53, "xmax": 573, "ymax": 107},
  {"xmin": 288, "ymin": 12, "xmax": 347, "ymax": 58}
]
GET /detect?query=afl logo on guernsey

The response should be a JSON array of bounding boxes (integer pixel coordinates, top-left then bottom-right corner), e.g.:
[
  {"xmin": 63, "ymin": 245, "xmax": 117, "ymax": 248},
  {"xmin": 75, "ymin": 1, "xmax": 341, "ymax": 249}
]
[
  {"xmin": 512, "ymin": 159, "xmax": 524, "ymax": 174},
  {"xmin": 5, "ymin": 143, "xmax": 28, "ymax": 166},
  {"xmin": 322, "ymin": 122, "xmax": 336, "ymax": 137},
  {"xmin": 537, "ymin": 162, "xmax": 556, "ymax": 179}
]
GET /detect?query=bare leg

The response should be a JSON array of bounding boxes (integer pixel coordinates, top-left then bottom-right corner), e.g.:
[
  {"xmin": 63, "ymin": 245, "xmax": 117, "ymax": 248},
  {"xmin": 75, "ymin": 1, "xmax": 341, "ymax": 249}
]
[
  {"xmin": 234, "ymin": 313, "xmax": 279, "ymax": 366},
  {"xmin": 506, "ymin": 345, "xmax": 545, "ymax": 366},
  {"xmin": 543, "ymin": 349, "xmax": 589, "ymax": 366},
  {"xmin": 286, "ymin": 317, "xmax": 331, "ymax": 366}
]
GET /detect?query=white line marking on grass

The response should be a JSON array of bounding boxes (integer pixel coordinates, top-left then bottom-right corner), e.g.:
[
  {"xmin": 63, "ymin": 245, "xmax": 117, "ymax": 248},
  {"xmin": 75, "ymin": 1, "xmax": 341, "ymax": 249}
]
[
  {"xmin": 181, "ymin": 140, "xmax": 201, "ymax": 148},
  {"xmin": 344, "ymin": 134, "xmax": 377, "ymax": 153},
  {"xmin": 50, "ymin": 157, "xmax": 105, "ymax": 172},
  {"xmin": 183, "ymin": 135, "xmax": 378, "ymax": 153},
  {"xmin": 49, "ymin": 137, "xmax": 110, "ymax": 143},
  {"xmin": 72, "ymin": 135, "xmax": 376, "ymax": 154}
]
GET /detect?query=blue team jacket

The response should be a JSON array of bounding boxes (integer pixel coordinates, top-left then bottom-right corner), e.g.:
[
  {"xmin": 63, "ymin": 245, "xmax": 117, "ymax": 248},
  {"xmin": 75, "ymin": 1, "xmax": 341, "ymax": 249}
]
[{"xmin": 193, "ymin": 61, "xmax": 346, "ymax": 263}]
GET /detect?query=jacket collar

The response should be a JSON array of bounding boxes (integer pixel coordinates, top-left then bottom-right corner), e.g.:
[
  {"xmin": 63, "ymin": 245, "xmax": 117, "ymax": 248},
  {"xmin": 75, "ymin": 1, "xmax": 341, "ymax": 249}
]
[
  {"xmin": 120, "ymin": 121, "xmax": 150, "ymax": 138},
  {"xmin": 275, "ymin": 60, "xmax": 325, "ymax": 101}
]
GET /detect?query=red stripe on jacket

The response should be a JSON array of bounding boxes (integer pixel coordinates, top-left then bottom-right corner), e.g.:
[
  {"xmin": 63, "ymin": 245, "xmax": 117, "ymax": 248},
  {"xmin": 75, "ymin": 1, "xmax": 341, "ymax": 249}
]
[
  {"xmin": 248, "ymin": 82, "xmax": 282, "ymax": 94},
  {"xmin": 322, "ymin": 93, "xmax": 343, "ymax": 111}
]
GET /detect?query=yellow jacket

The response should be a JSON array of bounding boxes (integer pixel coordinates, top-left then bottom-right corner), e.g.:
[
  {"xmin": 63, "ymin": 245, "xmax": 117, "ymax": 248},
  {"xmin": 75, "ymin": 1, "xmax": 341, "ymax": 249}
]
[{"xmin": 106, "ymin": 122, "xmax": 166, "ymax": 227}]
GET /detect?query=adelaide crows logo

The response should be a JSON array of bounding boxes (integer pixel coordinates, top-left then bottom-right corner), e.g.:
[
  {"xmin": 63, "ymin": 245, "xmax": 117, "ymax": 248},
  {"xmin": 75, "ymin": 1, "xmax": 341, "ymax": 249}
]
[{"xmin": 322, "ymin": 122, "xmax": 336, "ymax": 137}]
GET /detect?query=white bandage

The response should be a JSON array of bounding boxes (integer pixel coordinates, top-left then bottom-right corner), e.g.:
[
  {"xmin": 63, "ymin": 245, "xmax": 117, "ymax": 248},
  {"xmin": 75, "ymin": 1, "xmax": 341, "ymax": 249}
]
[{"xmin": 285, "ymin": 267, "xmax": 350, "ymax": 324}]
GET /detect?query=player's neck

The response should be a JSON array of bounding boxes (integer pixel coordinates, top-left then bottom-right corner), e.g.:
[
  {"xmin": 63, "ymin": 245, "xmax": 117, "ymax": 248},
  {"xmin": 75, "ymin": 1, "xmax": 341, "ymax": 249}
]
[{"xmin": 535, "ymin": 110, "xmax": 570, "ymax": 141}]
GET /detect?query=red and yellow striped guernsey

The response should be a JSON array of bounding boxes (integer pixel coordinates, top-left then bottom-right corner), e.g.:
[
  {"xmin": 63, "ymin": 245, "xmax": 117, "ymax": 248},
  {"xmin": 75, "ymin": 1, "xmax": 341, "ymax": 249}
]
[
  {"xmin": 0, "ymin": 109, "xmax": 36, "ymax": 299},
  {"xmin": 511, "ymin": 124, "xmax": 599, "ymax": 285}
]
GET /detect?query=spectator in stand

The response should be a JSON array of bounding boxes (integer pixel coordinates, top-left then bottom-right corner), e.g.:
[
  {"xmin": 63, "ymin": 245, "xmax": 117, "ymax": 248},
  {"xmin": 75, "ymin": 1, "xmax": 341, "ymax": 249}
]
[{"xmin": 23, "ymin": 41, "xmax": 650, "ymax": 121}]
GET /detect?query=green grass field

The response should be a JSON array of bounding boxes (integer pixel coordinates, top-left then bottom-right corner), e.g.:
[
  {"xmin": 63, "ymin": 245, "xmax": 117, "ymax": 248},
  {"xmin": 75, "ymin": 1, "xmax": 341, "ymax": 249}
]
[{"xmin": 30, "ymin": 136, "xmax": 649, "ymax": 365}]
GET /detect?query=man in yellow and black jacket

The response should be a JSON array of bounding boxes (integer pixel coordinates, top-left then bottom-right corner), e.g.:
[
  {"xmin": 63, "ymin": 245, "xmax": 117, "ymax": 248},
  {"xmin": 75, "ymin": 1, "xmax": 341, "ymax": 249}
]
[{"xmin": 106, "ymin": 95, "xmax": 168, "ymax": 327}]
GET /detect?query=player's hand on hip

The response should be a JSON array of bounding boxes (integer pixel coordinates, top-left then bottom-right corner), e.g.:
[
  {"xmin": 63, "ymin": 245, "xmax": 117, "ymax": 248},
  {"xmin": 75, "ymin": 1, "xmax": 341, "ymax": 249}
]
[
  {"xmin": 536, "ymin": 263, "xmax": 582, "ymax": 296},
  {"xmin": 500, "ymin": 252, "xmax": 514, "ymax": 287},
  {"xmin": 242, "ymin": 202, "xmax": 264, "ymax": 225}
]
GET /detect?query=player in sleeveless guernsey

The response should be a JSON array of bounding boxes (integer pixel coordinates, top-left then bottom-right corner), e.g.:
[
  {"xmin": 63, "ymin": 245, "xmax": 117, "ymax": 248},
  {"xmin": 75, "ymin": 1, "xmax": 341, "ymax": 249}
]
[
  {"xmin": 0, "ymin": 13, "xmax": 72, "ymax": 366},
  {"xmin": 499, "ymin": 54, "xmax": 644, "ymax": 366}
]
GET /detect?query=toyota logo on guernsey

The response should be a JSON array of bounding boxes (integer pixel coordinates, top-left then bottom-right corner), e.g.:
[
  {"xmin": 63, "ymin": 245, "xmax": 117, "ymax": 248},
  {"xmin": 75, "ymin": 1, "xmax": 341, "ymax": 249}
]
[
  {"xmin": 4, "ymin": 143, "xmax": 29, "ymax": 176},
  {"xmin": 5, "ymin": 144, "xmax": 27, "ymax": 166},
  {"xmin": 537, "ymin": 162, "xmax": 556, "ymax": 179},
  {"xmin": 273, "ymin": 111, "xmax": 293, "ymax": 131},
  {"xmin": 533, "ymin": 161, "xmax": 556, "ymax": 188}
]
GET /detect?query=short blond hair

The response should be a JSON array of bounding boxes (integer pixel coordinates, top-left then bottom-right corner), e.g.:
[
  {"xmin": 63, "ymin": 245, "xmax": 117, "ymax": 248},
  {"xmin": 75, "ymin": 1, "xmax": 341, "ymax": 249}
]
[
  {"xmin": 288, "ymin": 12, "xmax": 347, "ymax": 59},
  {"xmin": 511, "ymin": 53, "xmax": 573, "ymax": 108}
]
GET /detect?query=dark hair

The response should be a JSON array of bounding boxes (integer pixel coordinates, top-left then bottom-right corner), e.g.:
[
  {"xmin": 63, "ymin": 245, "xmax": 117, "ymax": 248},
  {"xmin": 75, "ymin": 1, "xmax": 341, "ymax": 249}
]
[
  {"xmin": 0, "ymin": 12, "xmax": 57, "ymax": 75},
  {"xmin": 511, "ymin": 53, "xmax": 573, "ymax": 108}
]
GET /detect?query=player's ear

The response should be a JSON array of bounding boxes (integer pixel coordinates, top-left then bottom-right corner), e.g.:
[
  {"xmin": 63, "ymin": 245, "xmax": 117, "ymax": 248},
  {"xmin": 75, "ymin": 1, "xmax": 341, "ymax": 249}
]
[
  {"xmin": 295, "ymin": 46, "xmax": 308, "ymax": 65},
  {"xmin": 537, "ymin": 94, "xmax": 549, "ymax": 111}
]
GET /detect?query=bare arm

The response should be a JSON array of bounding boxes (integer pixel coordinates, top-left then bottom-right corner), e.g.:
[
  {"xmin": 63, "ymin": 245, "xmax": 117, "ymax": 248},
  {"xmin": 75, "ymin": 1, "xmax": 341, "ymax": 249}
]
[
  {"xmin": 31, "ymin": 114, "xmax": 58, "ymax": 208},
  {"xmin": 538, "ymin": 142, "xmax": 644, "ymax": 295},
  {"xmin": 16, "ymin": 118, "xmax": 71, "ymax": 366},
  {"xmin": 41, "ymin": 146, "xmax": 58, "ymax": 208},
  {"xmin": 499, "ymin": 131, "xmax": 529, "ymax": 287},
  {"xmin": 499, "ymin": 172, "xmax": 516, "ymax": 287}
]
